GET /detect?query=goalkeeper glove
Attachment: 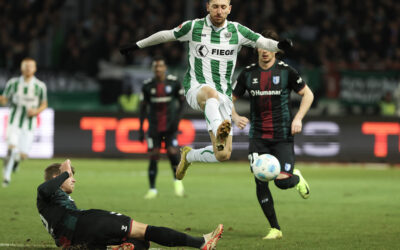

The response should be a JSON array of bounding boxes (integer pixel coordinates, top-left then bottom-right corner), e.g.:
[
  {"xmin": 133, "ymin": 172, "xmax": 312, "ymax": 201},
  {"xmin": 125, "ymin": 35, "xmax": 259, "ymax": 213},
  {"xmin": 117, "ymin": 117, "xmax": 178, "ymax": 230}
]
[
  {"xmin": 277, "ymin": 39, "xmax": 293, "ymax": 51},
  {"xmin": 119, "ymin": 43, "xmax": 139, "ymax": 55}
]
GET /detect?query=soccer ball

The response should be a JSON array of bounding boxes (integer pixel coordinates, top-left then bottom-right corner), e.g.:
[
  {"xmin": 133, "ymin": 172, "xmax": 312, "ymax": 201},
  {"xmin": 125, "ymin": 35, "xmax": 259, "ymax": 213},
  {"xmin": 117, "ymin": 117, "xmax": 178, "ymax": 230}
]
[{"xmin": 250, "ymin": 153, "xmax": 281, "ymax": 181}]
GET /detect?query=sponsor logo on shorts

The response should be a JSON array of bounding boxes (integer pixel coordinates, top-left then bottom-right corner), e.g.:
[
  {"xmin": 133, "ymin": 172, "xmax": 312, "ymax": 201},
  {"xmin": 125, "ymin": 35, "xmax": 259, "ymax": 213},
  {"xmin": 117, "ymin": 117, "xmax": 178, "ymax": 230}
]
[
  {"xmin": 121, "ymin": 225, "xmax": 128, "ymax": 232},
  {"xmin": 284, "ymin": 163, "xmax": 291, "ymax": 171}
]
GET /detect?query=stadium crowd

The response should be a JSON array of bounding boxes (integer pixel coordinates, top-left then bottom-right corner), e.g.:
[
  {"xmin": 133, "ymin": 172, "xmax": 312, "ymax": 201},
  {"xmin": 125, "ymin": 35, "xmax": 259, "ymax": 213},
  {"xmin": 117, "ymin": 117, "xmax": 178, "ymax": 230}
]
[{"xmin": 1, "ymin": 0, "xmax": 400, "ymax": 74}]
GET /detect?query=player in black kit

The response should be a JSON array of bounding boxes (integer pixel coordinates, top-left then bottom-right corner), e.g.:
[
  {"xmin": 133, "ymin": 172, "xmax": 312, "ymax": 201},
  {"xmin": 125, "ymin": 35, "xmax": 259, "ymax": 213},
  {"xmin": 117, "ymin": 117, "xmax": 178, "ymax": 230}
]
[
  {"xmin": 37, "ymin": 159, "xmax": 223, "ymax": 249},
  {"xmin": 232, "ymin": 30, "xmax": 314, "ymax": 240},
  {"xmin": 139, "ymin": 56, "xmax": 185, "ymax": 199}
]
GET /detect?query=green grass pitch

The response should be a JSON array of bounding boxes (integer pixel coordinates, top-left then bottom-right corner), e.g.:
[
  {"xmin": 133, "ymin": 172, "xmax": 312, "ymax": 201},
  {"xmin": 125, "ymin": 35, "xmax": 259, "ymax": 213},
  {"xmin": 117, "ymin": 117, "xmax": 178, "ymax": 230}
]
[{"xmin": 0, "ymin": 158, "xmax": 399, "ymax": 249}]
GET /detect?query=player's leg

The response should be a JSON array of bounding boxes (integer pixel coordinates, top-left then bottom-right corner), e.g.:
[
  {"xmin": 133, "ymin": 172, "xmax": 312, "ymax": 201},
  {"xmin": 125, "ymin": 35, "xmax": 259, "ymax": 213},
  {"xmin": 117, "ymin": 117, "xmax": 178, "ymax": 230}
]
[
  {"xmin": 272, "ymin": 142, "xmax": 310, "ymax": 198},
  {"xmin": 3, "ymin": 126, "xmax": 20, "ymax": 186},
  {"xmin": 130, "ymin": 220, "xmax": 223, "ymax": 249},
  {"xmin": 166, "ymin": 137, "xmax": 184, "ymax": 197},
  {"xmin": 144, "ymin": 135, "xmax": 160, "ymax": 199},
  {"xmin": 254, "ymin": 177, "xmax": 283, "ymax": 240}
]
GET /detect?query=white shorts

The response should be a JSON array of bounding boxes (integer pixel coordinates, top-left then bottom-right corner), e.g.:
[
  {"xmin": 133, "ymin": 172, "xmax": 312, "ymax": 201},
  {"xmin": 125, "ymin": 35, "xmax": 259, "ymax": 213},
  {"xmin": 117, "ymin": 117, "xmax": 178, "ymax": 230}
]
[
  {"xmin": 6, "ymin": 125, "xmax": 34, "ymax": 154},
  {"xmin": 185, "ymin": 84, "xmax": 233, "ymax": 135}
]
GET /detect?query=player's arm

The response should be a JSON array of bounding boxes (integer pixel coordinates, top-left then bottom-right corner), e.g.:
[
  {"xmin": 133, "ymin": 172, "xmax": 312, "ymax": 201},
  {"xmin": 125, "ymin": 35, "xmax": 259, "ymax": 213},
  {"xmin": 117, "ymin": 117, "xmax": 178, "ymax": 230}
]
[
  {"xmin": 0, "ymin": 96, "xmax": 7, "ymax": 106},
  {"xmin": 232, "ymin": 96, "xmax": 249, "ymax": 130},
  {"xmin": 139, "ymin": 91, "xmax": 147, "ymax": 142},
  {"xmin": 28, "ymin": 100, "xmax": 48, "ymax": 117},
  {"xmin": 237, "ymin": 24, "xmax": 292, "ymax": 52},
  {"xmin": 37, "ymin": 160, "xmax": 73, "ymax": 198},
  {"xmin": 231, "ymin": 72, "xmax": 250, "ymax": 130},
  {"xmin": 292, "ymin": 85, "xmax": 314, "ymax": 135},
  {"xmin": 120, "ymin": 21, "xmax": 193, "ymax": 55}
]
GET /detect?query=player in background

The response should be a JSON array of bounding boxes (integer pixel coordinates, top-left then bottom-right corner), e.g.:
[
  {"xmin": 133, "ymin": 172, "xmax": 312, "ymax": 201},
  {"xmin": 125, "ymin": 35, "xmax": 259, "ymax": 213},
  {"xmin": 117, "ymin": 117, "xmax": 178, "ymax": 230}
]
[
  {"xmin": 120, "ymin": 0, "xmax": 293, "ymax": 180},
  {"xmin": 232, "ymin": 30, "xmax": 313, "ymax": 240},
  {"xmin": 37, "ymin": 159, "xmax": 223, "ymax": 249},
  {"xmin": 139, "ymin": 56, "xmax": 185, "ymax": 199},
  {"xmin": 0, "ymin": 58, "xmax": 47, "ymax": 187}
]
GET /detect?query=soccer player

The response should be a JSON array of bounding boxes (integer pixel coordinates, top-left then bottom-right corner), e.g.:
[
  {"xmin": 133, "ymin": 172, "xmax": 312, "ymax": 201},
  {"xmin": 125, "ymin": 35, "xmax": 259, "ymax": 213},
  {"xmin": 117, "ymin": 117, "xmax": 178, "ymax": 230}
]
[
  {"xmin": 1, "ymin": 58, "xmax": 47, "ymax": 187},
  {"xmin": 139, "ymin": 56, "xmax": 185, "ymax": 199},
  {"xmin": 120, "ymin": 0, "xmax": 293, "ymax": 180},
  {"xmin": 37, "ymin": 159, "xmax": 223, "ymax": 250},
  {"xmin": 232, "ymin": 30, "xmax": 313, "ymax": 240}
]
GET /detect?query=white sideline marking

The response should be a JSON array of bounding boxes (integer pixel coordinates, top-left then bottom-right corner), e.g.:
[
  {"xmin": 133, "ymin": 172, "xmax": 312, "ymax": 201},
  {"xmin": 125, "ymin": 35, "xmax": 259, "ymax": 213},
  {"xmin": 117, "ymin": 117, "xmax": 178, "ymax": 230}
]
[{"xmin": 0, "ymin": 244, "xmax": 163, "ymax": 250}]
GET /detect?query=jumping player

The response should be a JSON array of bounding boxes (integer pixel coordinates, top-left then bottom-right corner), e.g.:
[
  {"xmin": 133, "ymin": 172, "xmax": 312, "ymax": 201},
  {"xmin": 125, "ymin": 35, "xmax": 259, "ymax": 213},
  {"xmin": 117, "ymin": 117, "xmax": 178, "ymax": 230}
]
[
  {"xmin": 232, "ymin": 30, "xmax": 313, "ymax": 240},
  {"xmin": 37, "ymin": 159, "xmax": 223, "ymax": 249},
  {"xmin": 120, "ymin": 0, "xmax": 293, "ymax": 180},
  {"xmin": 139, "ymin": 56, "xmax": 185, "ymax": 199}
]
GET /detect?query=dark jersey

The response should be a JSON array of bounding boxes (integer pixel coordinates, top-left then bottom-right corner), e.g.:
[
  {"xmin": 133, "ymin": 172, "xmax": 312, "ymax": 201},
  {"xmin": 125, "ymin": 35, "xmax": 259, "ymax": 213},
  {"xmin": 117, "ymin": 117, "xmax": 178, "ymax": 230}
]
[
  {"xmin": 37, "ymin": 172, "xmax": 81, "ymax": 247},
  {"xmin": 233, "ymin": 61, "xmax": 306, "ymax": 141},
  {"xmin": 140, "ymin": 75, "xmax": 184, "ymax": 134}
]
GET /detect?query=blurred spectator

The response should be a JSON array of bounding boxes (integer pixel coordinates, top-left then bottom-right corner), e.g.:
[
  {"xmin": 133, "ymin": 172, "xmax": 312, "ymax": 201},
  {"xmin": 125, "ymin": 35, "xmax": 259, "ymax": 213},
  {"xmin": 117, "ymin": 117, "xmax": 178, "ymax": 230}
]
[
  {"xmin": 1, "ymin": 0, "xmax": 400, "ymax": 74},
  {"xmin": 379, "ymin": 92, "xmax": 396, "ymax": 116}
]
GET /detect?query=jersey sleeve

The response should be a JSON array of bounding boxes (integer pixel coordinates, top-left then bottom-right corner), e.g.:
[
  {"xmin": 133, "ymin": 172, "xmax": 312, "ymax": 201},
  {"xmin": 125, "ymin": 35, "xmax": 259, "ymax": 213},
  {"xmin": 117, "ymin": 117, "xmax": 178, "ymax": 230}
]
[
  {"xmin": 140, "ymin": 83, "xmax": 150, "ymax": 103},
  {"xmin": 233, "ymin": 70, "xmax": 248, "ymax": 98},
  {"xmin": 2, "ymin": 78, "xmax": 15, "ymax": 99},
  {"xmin": 288, "ymin": 67, "xmax": 306, "ymax": 93},
  {"xmin": 237, "ymin": 24, "xmax": 261, "ymax": 48},
  {"xmin": 173, "ymin": 20, "xmax": 193, "ymax": 42},
  {"xmin": 37, "ymin": 172, "xmax": 70, "ymax": 199}
]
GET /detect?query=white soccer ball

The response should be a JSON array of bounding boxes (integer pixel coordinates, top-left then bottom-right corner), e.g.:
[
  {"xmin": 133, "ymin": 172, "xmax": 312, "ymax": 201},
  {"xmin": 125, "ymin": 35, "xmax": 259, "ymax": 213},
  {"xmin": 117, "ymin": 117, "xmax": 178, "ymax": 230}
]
[{"xmin": 251, "ymin": 153, "xmax": 281, "ymax": 181}]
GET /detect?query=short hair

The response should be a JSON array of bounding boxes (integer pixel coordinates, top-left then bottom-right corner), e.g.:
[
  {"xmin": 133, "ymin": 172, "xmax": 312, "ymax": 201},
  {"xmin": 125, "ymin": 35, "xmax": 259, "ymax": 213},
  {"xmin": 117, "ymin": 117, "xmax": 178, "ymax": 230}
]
[
  {"xmin": 260, "ymin": 30, "xmax": 279, "ymax": 41},
  {"xmin": 44, "ymin": 163, "xmax": 75, "ymax": 181},
  {"xmin": 152, "ymin": 55, "xmax": 165, "ymax": 63},
  {"xmin": 21, "ymin": 57, "xmax": 36, "ymax": 64},
  {"xmin": 208, "ymin": 0, "xmax": 231, "ymax": 3}
]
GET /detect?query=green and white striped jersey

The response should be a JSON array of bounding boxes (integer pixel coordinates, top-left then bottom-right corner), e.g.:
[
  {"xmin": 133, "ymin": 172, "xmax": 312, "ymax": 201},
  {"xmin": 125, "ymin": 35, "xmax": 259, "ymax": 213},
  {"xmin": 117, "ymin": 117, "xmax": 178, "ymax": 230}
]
[
  {"xmin": 2, "ymin": 76, "xmax": 47, "ymax": 131},
  {"xmin": 173, "ymin": 15, "xmax": 262, "ymax": 97}
]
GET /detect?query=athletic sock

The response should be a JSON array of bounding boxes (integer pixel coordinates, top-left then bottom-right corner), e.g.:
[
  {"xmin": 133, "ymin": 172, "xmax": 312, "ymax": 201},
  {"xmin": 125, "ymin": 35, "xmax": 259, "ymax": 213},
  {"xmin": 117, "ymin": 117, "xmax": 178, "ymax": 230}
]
[
  {"xmin": 186, "ymin": 146, "xmax": 218, "ymax": 163},
  {"xmin": 204, "ymin": 98, "xmax": 222, "ymax": 137},
  {"xmin": 144, "ymin": 225, "xmax": 204, "ymax": 248},
  {"xmin": 255, "ymin": 178, "xmax": 280, "ymax": 230},
  {"xmin": 4, "ymin": 149, "xmax": 16, "ymax": 182},
  {"xmin": 167, "ymin": 152, "xmax": 180, "ymax": 179},
  {"xmin": 12, "ymin": 161, "xmax": 20, "ymax": 172},
  {"xmin": 148, "ymin": 159, "xmax": 158, "ymax": 189}
]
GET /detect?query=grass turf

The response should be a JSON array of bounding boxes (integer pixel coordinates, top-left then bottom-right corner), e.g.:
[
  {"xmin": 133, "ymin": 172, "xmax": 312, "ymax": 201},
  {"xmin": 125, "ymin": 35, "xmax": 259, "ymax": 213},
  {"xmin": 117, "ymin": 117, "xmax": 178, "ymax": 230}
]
[{"xmin": 0, "ymin": 158, "xmax": 399, "ymax": 249}]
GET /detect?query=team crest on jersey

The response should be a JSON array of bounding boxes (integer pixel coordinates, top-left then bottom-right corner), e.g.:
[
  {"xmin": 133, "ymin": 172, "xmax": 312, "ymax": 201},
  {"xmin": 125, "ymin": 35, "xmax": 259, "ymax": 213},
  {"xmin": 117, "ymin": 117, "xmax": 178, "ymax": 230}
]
[
  {"xmin": 165, "ymin": 85, "xmax": 172, "ymax": 93},
  {"xmin": 151, "ymin": 88, "xmax": 156, "ymax": 94},
  {"xmin": 273, "ymin": 76, "xmax": 280, "ymax": 85},
  {"xmin": 224, "ymin": 32, "xmax": 232, "ymax": 39}
]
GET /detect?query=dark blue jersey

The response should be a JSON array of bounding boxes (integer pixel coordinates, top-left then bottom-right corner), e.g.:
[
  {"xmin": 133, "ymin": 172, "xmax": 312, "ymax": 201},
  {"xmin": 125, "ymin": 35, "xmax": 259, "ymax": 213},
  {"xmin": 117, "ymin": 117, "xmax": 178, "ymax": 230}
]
[{"xmin": 233, "ymin": 61, "xmax": 306, "ymax": 141}]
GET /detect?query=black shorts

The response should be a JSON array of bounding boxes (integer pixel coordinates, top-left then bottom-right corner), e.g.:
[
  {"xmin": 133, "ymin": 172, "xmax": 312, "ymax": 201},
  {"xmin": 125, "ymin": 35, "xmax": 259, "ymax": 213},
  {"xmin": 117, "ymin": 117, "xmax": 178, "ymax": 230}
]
[
  {"xmin": 72, "ymin": 209, "xmax": 132, "ymax": 248},
  {"xmin": 249, "ymin": 139, "xmax": 295, "ymax": 174},
  {"xmin": 147, "ymin": 131, "xmax": 178, "ymax": 150}
]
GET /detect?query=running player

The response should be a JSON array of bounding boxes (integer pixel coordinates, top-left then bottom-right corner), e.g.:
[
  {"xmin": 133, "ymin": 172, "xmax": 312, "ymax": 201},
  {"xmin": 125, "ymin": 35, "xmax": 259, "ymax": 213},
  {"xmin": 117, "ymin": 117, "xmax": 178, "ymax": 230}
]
[
  {"xmin": 37, "ymin": 159, "xmax": 223, "ymax": 250},
  {"xmin": 120, "ymin": 0, "xmax": 293, "ymax": 180},
  {"xmin": 1, "ymin": 58, "xmax": 47, "ymax": 187},
  {"xmin": 232, "ymin": 30, "xmax": 313, "ymax": 240},
  {"xmin": 140, "ymin": 56, "xmax": 185, "ymax": 199}
]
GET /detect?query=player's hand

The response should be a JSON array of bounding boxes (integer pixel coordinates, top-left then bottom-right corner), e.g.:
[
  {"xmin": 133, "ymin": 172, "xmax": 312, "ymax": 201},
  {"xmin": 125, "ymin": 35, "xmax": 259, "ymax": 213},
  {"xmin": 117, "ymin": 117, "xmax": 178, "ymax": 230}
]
[
  {"xmin": 27, "ymin": 109, "xmax": 38, "ymax": 117},
  {"xmin": 119, "ymin": 43, "xmax": 139, "ymax": 55},
  {"xmin": 291, "ymin": 118, "xmax": 302, "ymax": 135},
  {"xmin": 233, "ymin": 115, "xmax": 249, "ymax": 130},
  {"xmin": 139, "ymin": 130, "xmax": 145, "ymax": 142},
  {"xmin": 60, "ymin": 159, "xmax": 73, "ymax": 177},
  {"xmin": 277, "ymin": 38, "xmax": 293, "ymax": 52}
]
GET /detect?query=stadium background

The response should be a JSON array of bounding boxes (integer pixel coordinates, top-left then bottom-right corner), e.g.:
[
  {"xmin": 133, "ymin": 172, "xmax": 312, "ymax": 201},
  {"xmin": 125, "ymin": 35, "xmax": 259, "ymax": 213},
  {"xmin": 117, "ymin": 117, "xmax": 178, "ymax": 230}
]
[
  {"xmin": 1, "ymin": 0, "xmax": 399, "ymax": 163},
  {"xmin": 0, "ymin": 1, "xmax": 400, "ymax": 249}
]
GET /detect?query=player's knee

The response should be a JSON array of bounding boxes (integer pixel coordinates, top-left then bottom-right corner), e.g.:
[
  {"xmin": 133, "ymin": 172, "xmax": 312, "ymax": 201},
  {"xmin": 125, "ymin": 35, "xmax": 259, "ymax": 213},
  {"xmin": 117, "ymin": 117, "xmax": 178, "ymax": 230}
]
[
  {"xmin": 166, "ymin": 147, "xmax": 178, "ymax": 155},
  {"xmin": 274, "ymin": 177, "xmax": 292, "ymax": 190},
  {"xmin": 216, "ymin": 151, "xmax": 231, "ymax": 162},
  {"xmin": 149, "ymin": 150, "xmax": 160, "ymax": 161}
]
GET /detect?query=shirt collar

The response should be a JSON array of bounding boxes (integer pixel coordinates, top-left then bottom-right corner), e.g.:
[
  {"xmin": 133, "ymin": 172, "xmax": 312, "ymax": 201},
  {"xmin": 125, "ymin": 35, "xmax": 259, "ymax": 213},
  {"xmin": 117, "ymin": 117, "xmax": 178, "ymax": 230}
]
[
  {"xmin": 20, "ymin": 76, "xmax": 36, "ymax": 84},
  {"xmin": 205, "ymin": 14, "xmax": 228, "ymax": 31}
]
